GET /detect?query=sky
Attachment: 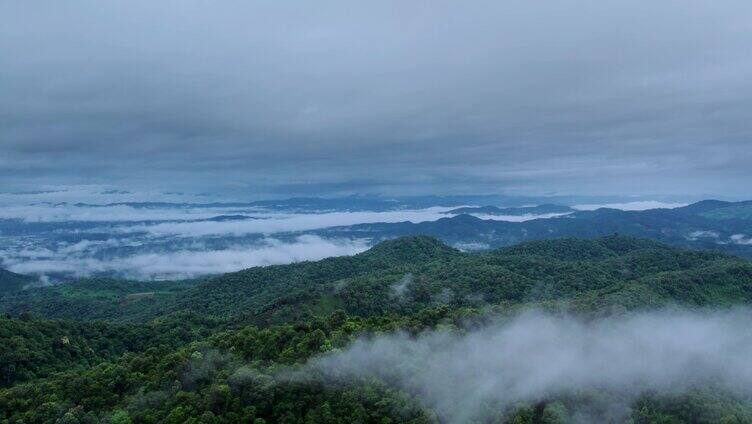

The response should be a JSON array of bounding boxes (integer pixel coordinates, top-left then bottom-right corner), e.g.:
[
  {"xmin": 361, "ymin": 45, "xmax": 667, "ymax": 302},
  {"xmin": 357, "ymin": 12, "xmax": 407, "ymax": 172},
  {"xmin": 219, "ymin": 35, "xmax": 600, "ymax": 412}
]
[{"xmin": 1, "ymin": 1, "xmax": 751, "ymax": 197}]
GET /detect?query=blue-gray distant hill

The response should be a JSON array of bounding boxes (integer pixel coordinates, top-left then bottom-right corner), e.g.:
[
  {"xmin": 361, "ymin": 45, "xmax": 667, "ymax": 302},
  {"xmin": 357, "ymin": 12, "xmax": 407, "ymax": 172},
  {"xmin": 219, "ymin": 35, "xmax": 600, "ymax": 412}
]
[{"xmin": 314, "ymin": 199, "xmax": 752, "ymax": 258}]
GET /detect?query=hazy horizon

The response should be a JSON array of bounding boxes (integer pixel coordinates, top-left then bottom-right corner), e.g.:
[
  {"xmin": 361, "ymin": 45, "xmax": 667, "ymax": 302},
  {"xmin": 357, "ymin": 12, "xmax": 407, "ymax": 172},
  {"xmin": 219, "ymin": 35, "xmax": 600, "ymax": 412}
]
[{"xmin": 0, "ymin": 185, "xmax": 702, "ymax": 280}]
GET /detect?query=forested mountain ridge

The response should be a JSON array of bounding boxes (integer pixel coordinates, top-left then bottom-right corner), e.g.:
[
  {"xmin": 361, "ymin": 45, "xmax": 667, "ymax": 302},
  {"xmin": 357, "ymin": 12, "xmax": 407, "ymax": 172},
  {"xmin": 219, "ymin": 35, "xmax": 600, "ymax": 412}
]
[
  {"xmin": 314, "ymin": 200, "xmax": 752, "ymax": 258},
  {"xmin": 3, "ymin": 235, "xmax": 750, "ymax": 324},
  {"xmin": 3, "ymin": 235, "xmax": 752, "ymax": 423},
  {"xmin": 0, "ymin": 312, "xmax": 220, "ymax": 388},
  {"xmin": 0, "ymin": 236, "xmax": 461, "ymax": 323},
  {"xmin": 169, "ymin": 236, "xmax": 461, "ymax": 321},
  {"xmin": 191, "ymin": 235, "xmax": 752, "ymax": 325}
]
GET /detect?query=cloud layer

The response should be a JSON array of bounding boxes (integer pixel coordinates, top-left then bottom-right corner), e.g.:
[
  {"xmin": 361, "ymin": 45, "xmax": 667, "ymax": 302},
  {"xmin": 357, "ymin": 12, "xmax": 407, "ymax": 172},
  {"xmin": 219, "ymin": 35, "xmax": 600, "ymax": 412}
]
[
  {"xmin": 108, "ymin": 207, "xmax": 456, "ymax": 237},
  {"xmin": 2, "ymin": 235, "xmax": 368, "ymax": 280},
  {"xmin": 310, "ymin": 309, "xmax": 752, "ymax": 423},
  {"xmin": 572, "ymin": 200, "xmax": 688, "ymax": 211},
  {"xmin": 2, "ymin": 1, "xmax": 751, "ymax": 196},
  {"xmin": 0, "ymin": 188, "xmax": 734, "ymax": 279}
]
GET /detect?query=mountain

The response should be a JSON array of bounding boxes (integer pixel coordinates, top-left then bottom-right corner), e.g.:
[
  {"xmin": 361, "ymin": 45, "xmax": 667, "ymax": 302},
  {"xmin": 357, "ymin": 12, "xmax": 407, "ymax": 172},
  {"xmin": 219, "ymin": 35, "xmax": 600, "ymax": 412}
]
[
  {"xmin": 697, "ymin": 201, "xmax": 752, "ymax": 220},
  {"xmin": 150, "ymin": 235, "xmax": 460, "ymax": 322},
  {"xmin": 674, "ymin": 199, "xmax": 736, "ymax": 214},
  {"xmin": 2, "ymin": 235, "xmax": 752, "ymax": 422},
  {"xmin": 216, "ymin": 235, "xmax": 751, "ymax": 324},
  {"xmin": 0, "ymin": 269, "xmax": 36, "ymax": 294},
  {"xmin": 314, "ymin": 200, "xmax": 752, "ymax": 258},
  {"xmin": 444, "ymin": 204, "xmax": 575, "ymax": 216},
  {"xmin": 4, "ymin": 235, "xmax": 749, "ymax": 324}
]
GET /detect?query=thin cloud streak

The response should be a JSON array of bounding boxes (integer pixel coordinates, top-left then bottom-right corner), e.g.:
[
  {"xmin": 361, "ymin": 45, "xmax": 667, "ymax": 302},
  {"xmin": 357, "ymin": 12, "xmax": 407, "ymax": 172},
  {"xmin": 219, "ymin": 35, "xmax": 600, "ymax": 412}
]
[{"xmin": 572, "ymin": 201, "xmax": 688, "ymax": 211}]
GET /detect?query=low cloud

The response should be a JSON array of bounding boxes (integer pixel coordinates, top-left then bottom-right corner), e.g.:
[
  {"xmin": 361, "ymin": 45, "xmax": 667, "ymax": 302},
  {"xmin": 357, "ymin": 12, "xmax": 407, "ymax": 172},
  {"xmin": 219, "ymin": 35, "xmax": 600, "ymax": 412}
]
[
  {"xmin": 453, "ymin": 241, "xmax": 490, "ymax": 251},
  {"xmin": 0, "ymin": 203, "xmax": 249, "ymax": 222},
  {"xmin": 686, "ymin": 230, "xmax": 721, "ymax": 241},
  {"xmin": 731, "ymin": 234, "xmax": 752, "ymax": 245},
  {"xmin": 572, "ymin": 201, "xmax": 687, "ymax": 211},
  {"xmin": 466, "ymin": 212, "xmax": 572, "ymax": 222},
  {"xmin": 390, "ymin": 273, "xmax": 412, "ymax": 299},
  {"xmin": 109, "ymin": 208, "xmax": 455, "ymax": 237},
  {"xmin": 3, "ymin": 235, "xmax": 369, "ymax": 280},
  {"xmin": 309, "ymin": 309, "xmax": 752, "ymax": 423}
]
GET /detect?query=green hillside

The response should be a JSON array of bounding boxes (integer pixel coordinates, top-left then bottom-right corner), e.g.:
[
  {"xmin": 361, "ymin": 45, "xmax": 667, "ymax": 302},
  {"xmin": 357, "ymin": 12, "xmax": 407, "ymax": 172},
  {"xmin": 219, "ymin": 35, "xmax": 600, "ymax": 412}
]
[
  {"xmin": 0, "ymin": 278, "xmax": 201, "ymax": 321},
  {"xmin": 2, "ymin": 236, "xmax": 752, "ymax": 423},
  {"xmin": 6, "ymin": 235, "xmax": 750, "ymax": 325},
  {"xmin": 701, "ymin": 202, "xmax": 752, "ymax": 220},
  {"xmin": 0, "ymin": 269, "xmax": 37, "ymax": 294},
  {"xmin": 146, "ymin": 235, "xmax": 752, "ymax": 324}
]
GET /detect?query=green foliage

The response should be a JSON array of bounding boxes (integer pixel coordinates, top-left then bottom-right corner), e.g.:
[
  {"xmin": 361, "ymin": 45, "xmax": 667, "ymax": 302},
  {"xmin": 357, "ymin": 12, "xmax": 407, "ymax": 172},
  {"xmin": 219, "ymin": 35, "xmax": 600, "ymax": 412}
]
[
  {"xmin": 0, "ymin": 312, "xmax": 221, "ymax": 387},
  {"xmin": 0, "ymin": 269, "xmax": 36, "ymax": 295},
  {"xmin": 169, "ymin": 236, "xmax": 460, "ymax": 320},
  {"xmin": 0, "ymin": 278, "xmax": 200, "ymax": 321},
  {"xmin": 172, "ymin": 235, "xmax": 752, "ymax": 323},
  {"xmin": 2, "ymin": 235, "xmax": 752, "ymax": 422},
  {"xmin": 0, "ymin": 310, "xmax": 444, "ymax": 423},
  {"xmin": 631, "ymin": 390, "xmax": 752, "ymax": 423}
]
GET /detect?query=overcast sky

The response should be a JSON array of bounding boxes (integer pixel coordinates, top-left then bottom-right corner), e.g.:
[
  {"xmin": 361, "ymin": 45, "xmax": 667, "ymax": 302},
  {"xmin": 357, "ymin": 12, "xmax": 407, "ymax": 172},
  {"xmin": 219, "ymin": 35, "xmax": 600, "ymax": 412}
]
[{"xmin": 1, "ymin": 1, "xmax": 750, "ymax": 198}]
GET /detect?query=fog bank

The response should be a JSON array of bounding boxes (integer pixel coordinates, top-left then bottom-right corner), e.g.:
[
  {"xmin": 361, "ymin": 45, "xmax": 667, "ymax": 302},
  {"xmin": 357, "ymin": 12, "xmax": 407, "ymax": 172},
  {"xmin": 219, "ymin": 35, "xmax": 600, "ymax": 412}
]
[
  {"xmin": 4, "ymin": 235, "xmax": 368, "ymax": 280},
  {"xmin": 309, "ymin": 309, "xmax": 752, "ymax": 423}
]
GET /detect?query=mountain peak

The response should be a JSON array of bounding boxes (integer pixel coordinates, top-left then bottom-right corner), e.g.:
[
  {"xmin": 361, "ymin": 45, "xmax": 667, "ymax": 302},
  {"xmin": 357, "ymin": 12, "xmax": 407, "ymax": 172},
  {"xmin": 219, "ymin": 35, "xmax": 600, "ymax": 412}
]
[
  {"xmin": 677, "ymin": 200, "xmax": 732, "ymax": 214},
  {"xmin": 360, "ymin": 235, "xmax": 459, "ymax": 263}
]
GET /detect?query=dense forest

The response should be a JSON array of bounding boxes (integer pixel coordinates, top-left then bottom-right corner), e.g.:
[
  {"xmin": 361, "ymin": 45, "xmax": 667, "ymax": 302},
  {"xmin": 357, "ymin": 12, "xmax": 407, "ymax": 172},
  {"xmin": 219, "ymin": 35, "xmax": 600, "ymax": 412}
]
[
  {"xmin": 0, "ymin": 270, "xmax": 37, "ymax": 295},
  {"xmin": 2, "ymin": 235, "xmax": 752, "ymax": 423}
]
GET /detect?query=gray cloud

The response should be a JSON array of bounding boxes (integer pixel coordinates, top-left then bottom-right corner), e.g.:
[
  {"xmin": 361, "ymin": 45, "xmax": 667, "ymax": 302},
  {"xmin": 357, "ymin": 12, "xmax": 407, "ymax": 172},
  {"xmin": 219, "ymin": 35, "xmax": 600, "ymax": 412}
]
[
  {"xmin": 309, "ymin": 309, "xmax": 752, "ymax": 423},
  {"xmin": 1, "ymin": 1, "xmax": 751, "ymax": 196}
]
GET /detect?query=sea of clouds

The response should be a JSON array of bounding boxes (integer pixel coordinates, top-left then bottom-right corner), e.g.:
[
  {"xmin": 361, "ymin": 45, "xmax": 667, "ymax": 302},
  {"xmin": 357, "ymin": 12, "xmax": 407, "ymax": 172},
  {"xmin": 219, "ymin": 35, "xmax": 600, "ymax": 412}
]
[
  {"xmin": 0, "ymin": 186, "xmax": 691, "ymax": 280},
  {"xmin": 1, "ymin": 235, "xmax": 369, "ymax": 280}
]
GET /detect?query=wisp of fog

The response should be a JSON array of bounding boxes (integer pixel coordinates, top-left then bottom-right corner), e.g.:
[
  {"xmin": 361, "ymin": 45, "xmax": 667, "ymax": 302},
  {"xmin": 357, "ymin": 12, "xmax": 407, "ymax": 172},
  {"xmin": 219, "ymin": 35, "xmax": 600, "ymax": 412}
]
[{"xmin": 307, "ymin": 309, "xmax": 752, "ymax": 423}]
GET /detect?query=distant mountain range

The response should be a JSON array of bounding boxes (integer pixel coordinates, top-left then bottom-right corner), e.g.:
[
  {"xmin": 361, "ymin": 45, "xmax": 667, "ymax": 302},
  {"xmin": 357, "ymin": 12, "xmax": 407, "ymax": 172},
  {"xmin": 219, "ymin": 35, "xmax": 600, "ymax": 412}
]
[
  {"xmin": 60, "ymin": 193, "xmax": 695, "ymax": 212},
  {"xmin": 312, "ymin": 199, "xmax": 752, "ymax": 258}
]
